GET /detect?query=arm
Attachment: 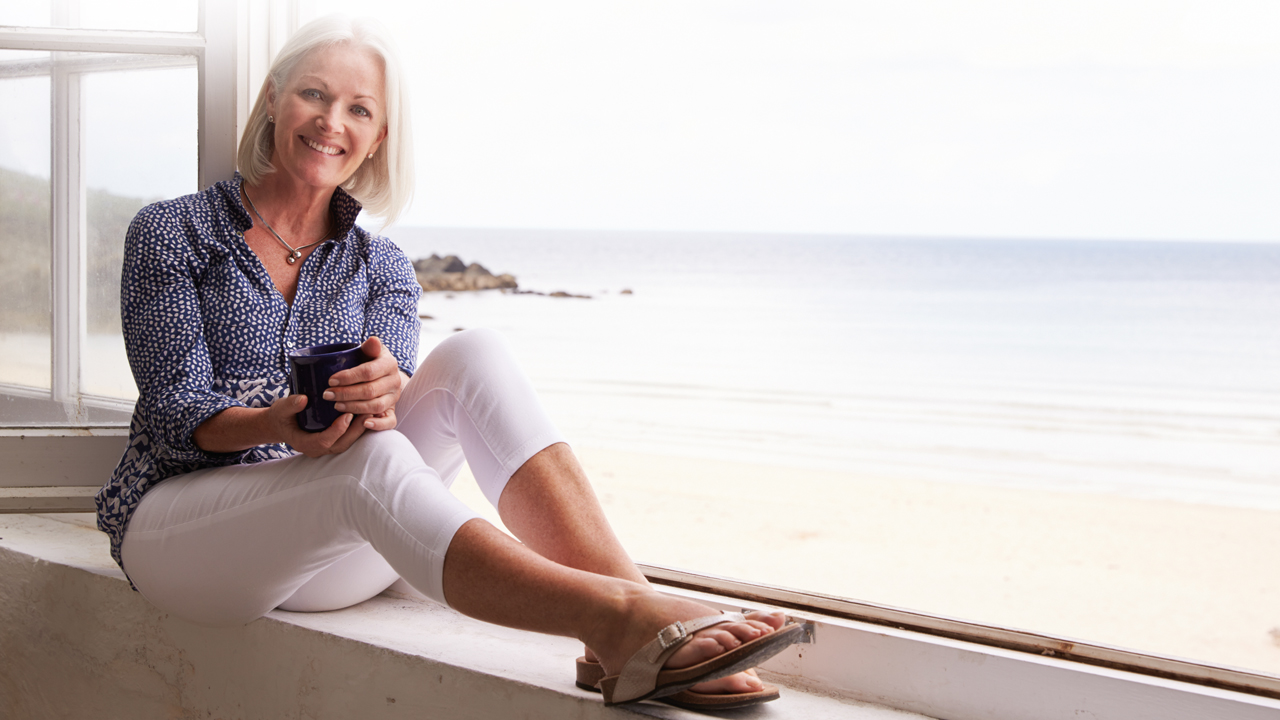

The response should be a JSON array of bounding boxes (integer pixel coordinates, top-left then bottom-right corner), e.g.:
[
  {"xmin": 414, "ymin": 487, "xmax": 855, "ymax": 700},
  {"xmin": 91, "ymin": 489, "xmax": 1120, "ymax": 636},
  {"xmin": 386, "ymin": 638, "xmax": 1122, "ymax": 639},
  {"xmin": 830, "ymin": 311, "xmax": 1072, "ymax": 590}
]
[
  {"xmin": 124, "ymin": 202, "xmax": 368, "ymax": 459},
  {"xmin": 320, "ymin": 239, "xmax": 422, "ymax": 431},
  {"xmin": 191, "ymin": 396, "xmax": 363, "ymax": 457},
  {"xmin": 121, "ymin": 204, "xmax": 252, "ymax": 462}
]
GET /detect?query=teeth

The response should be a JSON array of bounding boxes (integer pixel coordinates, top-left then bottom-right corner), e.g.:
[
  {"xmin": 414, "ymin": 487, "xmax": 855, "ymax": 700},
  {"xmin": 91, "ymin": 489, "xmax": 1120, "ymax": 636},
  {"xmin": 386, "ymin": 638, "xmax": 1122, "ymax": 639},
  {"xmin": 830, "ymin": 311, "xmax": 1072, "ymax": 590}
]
[{"xmin": 305, "ymin": 138, "xmax": 342, "ymax": 155}]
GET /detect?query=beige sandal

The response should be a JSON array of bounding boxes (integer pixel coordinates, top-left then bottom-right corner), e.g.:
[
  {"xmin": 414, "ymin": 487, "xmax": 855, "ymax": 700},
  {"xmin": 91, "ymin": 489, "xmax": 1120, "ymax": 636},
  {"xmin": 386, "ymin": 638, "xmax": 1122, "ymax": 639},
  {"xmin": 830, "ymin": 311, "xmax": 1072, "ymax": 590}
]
[
  {"xmin": 577, "ymin": 656, "xmax": 781, "ymax": 710},
  {"xmin": 595, "ymin": 612, "xmax": 812, "ymax": 706}
]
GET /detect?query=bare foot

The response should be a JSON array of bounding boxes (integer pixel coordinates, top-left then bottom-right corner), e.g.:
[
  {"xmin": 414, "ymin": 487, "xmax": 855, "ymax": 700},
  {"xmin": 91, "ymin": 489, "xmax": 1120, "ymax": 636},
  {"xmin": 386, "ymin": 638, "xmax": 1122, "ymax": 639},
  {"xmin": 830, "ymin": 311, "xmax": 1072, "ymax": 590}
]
[{"xmin": 583, "ymin": 594, "xmax": 786, "ymax": 695}]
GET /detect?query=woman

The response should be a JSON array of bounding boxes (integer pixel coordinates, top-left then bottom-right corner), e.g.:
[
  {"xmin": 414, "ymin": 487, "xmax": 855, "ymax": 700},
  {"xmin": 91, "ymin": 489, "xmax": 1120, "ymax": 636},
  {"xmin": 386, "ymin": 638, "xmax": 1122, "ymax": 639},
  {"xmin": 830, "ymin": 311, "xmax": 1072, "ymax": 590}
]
[{"xmin": 95, "ymin": 14, "xmax": 806, "ymax": 710}]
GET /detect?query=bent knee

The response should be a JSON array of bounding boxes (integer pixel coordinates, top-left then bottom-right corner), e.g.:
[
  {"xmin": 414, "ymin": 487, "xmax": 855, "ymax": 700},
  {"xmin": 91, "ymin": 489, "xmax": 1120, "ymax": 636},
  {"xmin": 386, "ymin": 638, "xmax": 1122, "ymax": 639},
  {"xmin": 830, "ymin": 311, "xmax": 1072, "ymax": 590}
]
[
  {"xmin": 337, "ymin": 430, "xmax": 444, "ymax": 497},
  {"xmin": 348, "ymin": 428, "xmax": 417, "ymax": 458},
  {"xmin": 438, "ymin": 327, "xmax": 506, "ymax": 355},
  {"xmin": 416, "ymin": 327, "xmax": 514, "ymax": 379}
]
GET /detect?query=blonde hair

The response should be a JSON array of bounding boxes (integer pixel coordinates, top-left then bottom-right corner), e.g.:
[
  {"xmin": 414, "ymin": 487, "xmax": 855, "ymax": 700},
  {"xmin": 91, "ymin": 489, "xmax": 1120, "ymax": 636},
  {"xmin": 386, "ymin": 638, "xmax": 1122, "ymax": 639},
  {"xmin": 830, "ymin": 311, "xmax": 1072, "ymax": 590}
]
[{"xmin": 237, "ymin": 15, "xmax": 414, "ymax": 226}]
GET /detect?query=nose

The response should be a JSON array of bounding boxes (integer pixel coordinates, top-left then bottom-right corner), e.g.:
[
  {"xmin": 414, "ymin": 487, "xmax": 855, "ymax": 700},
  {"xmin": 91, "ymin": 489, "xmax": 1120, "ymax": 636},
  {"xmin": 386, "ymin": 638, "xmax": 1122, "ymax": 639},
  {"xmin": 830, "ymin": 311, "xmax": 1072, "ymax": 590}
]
[{"xmin": 316, "ymin": 102, "xmax": 343, "ymax": 134}]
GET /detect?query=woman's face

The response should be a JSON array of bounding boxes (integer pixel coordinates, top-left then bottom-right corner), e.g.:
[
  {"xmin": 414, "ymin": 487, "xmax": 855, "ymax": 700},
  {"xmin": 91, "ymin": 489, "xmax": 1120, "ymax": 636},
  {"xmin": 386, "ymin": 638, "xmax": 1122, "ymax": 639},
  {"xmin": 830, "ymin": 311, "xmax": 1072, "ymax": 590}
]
[{"xmin": 267, "ymin": 43, "xmax": 388, "ymax": 192}]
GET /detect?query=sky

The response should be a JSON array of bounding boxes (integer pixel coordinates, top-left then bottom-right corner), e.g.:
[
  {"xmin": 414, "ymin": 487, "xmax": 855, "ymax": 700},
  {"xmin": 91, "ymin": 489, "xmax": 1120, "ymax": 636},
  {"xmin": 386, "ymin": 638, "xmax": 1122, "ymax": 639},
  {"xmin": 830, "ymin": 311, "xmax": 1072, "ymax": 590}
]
[{"xmin": 2, "ymin": 1, "xmax": 1278, "ymax": 241}]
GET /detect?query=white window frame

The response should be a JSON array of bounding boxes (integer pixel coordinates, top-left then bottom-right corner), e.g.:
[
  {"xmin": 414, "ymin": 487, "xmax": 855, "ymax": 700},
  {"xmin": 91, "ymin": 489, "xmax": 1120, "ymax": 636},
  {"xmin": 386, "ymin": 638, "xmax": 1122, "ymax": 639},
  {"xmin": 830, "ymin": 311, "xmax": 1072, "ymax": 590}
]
[
  {"xmin": 2, "ymin": 4, "xmax": 1278, "ymax": 718},
  {"xmin": 0, "ymin": 0, "xmax": 284, "ymax": 427},
  {"xmin": 0, "ymin": 0, "xmax": 288, "ymax": 491}
]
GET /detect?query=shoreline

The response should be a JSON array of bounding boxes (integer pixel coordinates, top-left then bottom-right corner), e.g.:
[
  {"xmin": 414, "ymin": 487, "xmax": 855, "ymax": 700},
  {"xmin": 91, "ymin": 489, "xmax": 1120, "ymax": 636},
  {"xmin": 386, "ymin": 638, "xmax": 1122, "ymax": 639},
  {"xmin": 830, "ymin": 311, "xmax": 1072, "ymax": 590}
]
[{"xmin": 449, "ymin": 444, "xmax": 1280, "ymax": 676}]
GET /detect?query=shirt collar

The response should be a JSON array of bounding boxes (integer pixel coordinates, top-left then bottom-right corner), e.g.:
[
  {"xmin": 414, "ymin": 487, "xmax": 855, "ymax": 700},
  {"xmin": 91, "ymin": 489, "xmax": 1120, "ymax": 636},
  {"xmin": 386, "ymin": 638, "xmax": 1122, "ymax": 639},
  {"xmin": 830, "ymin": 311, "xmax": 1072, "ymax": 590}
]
[{"xmin": 225, "ymin": 172, "xmax": 365, "ymax": 240}]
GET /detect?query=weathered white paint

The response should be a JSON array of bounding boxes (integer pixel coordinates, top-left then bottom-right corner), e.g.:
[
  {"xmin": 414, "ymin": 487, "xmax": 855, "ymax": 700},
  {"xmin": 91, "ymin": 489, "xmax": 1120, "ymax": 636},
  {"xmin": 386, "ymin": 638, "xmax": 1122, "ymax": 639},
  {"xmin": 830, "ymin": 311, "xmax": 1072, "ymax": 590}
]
[
  {"xmin": 199, "ymin": 0, "xmax": 239, "ymax": 189},
  {"xmin": 643, "ymin": 565, "xmax": 1280, "ymax": 704},
  {"xmin": 0, "ymin": 27, "xmax": 205, "ymax": 55},
  {"xmin": 0, "ymin": 53, "xmax": 198, "ymax": 80},
  {"xmin": 0, "ymin": 513, "xmax": 921, "ymax": 720},
  {"xmin": 0, "ymin": 432, "xmax": 128, "ymax": 489},
  {"xmin": 664, "ymin": 584, "xmax": 1280, "ymax": 720},
  {"xmin": 0, "ymin": 486, "xmax": 98, "ymax": 513}
]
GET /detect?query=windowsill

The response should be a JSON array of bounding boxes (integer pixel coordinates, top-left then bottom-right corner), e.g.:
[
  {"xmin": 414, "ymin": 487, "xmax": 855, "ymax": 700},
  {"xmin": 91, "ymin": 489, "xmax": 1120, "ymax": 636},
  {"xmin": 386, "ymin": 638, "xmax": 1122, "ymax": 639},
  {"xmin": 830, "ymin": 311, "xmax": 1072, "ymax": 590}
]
[
  {"xmin": 0, "ymin": 512, "xmax": 925, "ymax": 719},
  {"xmin": 4, "ymin": 510, "xmax": 1278, "ymax": 720}
]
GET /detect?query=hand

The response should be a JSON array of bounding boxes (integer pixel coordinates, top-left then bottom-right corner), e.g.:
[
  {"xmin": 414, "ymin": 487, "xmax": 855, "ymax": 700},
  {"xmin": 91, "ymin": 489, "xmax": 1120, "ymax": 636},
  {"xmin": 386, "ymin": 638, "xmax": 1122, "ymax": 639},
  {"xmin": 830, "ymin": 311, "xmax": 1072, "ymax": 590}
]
[
  {"xmin": 264, "ymin": 394, "xmax": 367, "ymax": 458},
  {"xmin": 322, "ymin": 336, "xmax": 406, "ymax": 432}
]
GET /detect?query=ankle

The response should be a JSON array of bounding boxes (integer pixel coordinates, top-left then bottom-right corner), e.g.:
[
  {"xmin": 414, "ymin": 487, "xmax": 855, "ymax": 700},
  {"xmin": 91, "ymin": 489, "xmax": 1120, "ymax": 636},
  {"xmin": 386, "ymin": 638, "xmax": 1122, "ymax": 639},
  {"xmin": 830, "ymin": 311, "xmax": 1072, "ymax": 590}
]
[{"xmin": 578, "ymin": 583, "xmax": 653, "ymax": 667}]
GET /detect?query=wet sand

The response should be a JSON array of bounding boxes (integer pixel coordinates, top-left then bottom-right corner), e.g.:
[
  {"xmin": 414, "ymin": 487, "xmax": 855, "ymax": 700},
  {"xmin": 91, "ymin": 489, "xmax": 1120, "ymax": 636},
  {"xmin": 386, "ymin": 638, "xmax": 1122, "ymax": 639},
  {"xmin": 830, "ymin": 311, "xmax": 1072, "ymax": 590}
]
[{"xmin": 449, "ymin": 445, "xmax": 1280, "ymax": 676}]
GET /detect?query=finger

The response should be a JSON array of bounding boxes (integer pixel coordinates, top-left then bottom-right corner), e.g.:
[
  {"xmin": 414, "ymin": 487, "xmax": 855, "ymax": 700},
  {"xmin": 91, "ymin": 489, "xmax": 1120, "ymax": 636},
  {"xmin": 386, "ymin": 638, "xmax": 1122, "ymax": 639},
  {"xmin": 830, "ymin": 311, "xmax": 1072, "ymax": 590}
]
[
  {"xmin": 361, "ymin": 335, "xmax": 384, "ymax": 359},
  {"xmin": 338, "ymin": 335, "xmax": 386, "ymax": 383},
  {"xmin": 271, "ymin": 395, "xmax": 308, "ymax": 443},
  {"xmin": 362, "ymin": 409, "xmax": 397, "ymax": 431},
  {"xmin": 295, "ymin": 412, "xmax": 351, "ymax": 457},
  {"xmin": 333, "ymin": 391, "xmax": 398, "ymax": 416},
  {"xmin": 315, "ymin": 412, "xmax": 354, "ymax": 447},
  {"xmin": 276, "ymin": 393, "xmax": 307, "ymax": 411},
  {"xmin": 327, "ymin": 414, "xmax": 369, "ymax": 454},
  {"xmin": 326, "ymin": 370, "xmax": 400, "ymax": 403},
  {"xmin": 328, "ymin": 351, "xmax": 397, "ymax": 389}
]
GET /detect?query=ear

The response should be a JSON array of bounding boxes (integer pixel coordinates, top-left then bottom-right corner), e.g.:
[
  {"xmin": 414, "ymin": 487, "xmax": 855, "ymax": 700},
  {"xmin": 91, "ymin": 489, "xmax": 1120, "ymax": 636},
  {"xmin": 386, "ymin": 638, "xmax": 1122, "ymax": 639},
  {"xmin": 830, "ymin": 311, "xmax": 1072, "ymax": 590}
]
[
  {"xmin": 368, "ymin": 123, "xmax": 389, "ymax": 156},
  {"xmin": 265, "ymin": 80, "xmax": 278, "ymax": 120}
]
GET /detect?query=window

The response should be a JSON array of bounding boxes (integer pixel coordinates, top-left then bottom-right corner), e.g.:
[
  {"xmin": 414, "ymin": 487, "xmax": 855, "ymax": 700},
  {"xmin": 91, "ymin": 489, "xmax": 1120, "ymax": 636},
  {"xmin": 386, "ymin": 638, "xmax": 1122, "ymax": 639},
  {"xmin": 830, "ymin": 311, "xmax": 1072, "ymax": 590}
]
[
  {"xmin": 299, "ymin": 0, "xmax": 1280, "ymax": 684},
  {"xmin": 3, "ymin": 1, "xmax": 1277, "ymax": 716},
  {"xmin": 0, "ymin": 0, "xmax": 241, "ymax": 425}
]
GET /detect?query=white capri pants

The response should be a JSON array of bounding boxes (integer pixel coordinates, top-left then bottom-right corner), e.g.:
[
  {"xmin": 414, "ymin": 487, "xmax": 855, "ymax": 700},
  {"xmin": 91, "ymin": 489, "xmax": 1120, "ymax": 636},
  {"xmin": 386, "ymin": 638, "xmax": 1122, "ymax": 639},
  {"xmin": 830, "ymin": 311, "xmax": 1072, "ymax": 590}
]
[{"xmin": 120, "ymin": 328, "xmax": 566, "ymax": 627}]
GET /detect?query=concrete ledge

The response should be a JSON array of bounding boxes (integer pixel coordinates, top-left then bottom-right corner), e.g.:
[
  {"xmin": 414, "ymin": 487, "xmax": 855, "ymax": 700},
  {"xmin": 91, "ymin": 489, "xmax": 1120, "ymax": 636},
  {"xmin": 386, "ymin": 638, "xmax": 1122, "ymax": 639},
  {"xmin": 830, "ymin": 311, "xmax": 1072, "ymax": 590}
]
[{"xmin": 0, "ymin": 513, "xmax": 917, "ymax": 720}]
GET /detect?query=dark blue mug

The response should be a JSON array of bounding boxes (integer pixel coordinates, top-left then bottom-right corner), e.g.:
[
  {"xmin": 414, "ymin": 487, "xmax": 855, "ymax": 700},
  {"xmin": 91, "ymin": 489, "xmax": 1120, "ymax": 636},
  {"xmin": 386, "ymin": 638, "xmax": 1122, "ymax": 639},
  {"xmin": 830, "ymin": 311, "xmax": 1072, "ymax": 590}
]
[{"xmin": 287, "ymin": 342, "xmax": 373, "ymax": 432}]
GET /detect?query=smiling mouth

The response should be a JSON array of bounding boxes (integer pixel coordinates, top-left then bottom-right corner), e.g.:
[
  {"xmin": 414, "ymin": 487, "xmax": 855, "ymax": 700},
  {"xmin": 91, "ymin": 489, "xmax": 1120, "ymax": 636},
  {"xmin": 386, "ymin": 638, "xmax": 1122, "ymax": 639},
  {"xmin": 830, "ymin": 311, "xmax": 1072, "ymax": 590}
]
[{"xmin": 303, "ymin": 137, "xmax": 344, "ymax": 156}]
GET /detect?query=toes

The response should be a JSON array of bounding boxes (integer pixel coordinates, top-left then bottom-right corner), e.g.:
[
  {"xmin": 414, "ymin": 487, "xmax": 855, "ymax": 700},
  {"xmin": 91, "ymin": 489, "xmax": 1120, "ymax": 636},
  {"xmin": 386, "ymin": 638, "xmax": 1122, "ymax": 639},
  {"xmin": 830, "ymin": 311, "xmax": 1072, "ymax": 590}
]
[
  {"xmin": 745, "ymin": 610, "xmax": 786, "ymax": 630},
  {"xmin": 707, "ymin": 627, "xmax": 748, "ymax": 650},
  {"xmin": 665, "ymin": 613, "xmax": 786, "ymax": 669},
  {"xmin": 668, "ymin": 635, "xmax": 729, "ymax": 668},
  {"xmin": 690, "ymin": 670, "xmax": 764, "ymax": 694},
  {"xmin": 724, "ymin": 622, "xmax": 767, "ymax": 643}
]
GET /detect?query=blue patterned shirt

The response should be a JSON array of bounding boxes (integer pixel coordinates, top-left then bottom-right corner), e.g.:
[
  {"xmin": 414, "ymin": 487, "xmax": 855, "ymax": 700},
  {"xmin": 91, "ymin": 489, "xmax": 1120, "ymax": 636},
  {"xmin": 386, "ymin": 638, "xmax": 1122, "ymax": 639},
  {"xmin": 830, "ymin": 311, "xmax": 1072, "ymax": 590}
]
[{"xmin": 95, "ymin": 174, "xmax": 421, "ymax": 576}]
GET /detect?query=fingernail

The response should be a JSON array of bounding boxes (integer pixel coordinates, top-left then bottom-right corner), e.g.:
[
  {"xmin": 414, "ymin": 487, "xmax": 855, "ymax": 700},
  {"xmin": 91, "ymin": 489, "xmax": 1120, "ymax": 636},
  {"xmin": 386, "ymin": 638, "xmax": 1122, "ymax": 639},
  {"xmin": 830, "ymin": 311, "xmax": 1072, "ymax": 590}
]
[
  {"xmin": 364, "ymin": 420, "xmax": 375, "ymax": 428},
  {"xmin": 322, "ymin": 391, "xmax": 335, "ymax": 400},
  {"xmin": 333, "ymin": 402, "xmax": 345, "ymax": 411},
  {"xmin": 329, "ymin": 377, "xmax": 340, "ymax": 386}
]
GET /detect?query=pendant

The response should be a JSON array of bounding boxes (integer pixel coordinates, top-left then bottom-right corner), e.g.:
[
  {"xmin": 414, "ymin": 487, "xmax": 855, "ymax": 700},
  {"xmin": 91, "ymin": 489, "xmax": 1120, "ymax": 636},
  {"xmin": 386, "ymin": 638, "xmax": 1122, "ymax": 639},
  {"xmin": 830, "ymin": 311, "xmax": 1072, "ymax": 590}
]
[{"xmin": 286, "ymin": 254, "xmax": 298, "ymax": 265}]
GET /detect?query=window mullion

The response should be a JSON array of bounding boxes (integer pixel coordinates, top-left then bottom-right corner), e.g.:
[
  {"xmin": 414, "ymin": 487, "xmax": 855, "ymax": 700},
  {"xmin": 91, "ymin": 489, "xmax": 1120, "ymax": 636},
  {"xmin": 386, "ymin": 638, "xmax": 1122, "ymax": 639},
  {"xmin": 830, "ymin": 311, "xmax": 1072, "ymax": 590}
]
[
  {"xmin": 267, "ymin": 0, "xmax": 299, "ymax": 66},
  {"xmin": 199, "ymin": 0, "xmax": 238, "ymax": 189},
  {"xmin": 50, "ymin": 57, "xmax": 85, "ymax": 422}
]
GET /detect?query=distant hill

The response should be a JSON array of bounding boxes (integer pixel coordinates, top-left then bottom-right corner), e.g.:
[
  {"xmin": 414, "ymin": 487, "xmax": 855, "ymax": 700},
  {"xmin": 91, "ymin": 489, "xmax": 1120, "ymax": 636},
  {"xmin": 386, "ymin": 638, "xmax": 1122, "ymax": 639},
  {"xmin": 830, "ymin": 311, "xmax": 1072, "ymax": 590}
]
[{"xmin": 0, "ymin": 166, "xmax": 158, "ymax": 333}]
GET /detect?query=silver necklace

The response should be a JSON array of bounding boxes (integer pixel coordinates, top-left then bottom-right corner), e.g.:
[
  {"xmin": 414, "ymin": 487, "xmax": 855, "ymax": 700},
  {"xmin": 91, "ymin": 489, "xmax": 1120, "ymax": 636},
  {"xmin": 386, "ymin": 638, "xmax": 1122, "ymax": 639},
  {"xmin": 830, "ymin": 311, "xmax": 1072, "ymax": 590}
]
[{"xmin": 242, "ymin": 187, "xmax": 330, "ymax": 265}]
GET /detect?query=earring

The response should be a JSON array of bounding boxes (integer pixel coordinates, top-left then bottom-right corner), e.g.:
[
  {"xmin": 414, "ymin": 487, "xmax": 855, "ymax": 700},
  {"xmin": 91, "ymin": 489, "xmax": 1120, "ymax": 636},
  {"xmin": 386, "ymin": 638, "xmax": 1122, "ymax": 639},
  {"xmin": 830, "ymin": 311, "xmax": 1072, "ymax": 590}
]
[
  {"xmin": 268, "ymin": 115, "xmax": 274, "ymax": 123},
  {"xmin": 367, "ymin": 153, "xmax": 374, "ymax": 159}
]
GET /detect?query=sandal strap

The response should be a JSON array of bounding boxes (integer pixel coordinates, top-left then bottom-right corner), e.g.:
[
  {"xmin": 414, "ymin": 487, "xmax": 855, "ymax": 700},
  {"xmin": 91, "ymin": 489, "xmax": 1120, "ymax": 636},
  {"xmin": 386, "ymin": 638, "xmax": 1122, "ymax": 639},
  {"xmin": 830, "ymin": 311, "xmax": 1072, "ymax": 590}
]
[{"xmin": 612, "ymin": 612, "xmax": 746, "ymax": 703}]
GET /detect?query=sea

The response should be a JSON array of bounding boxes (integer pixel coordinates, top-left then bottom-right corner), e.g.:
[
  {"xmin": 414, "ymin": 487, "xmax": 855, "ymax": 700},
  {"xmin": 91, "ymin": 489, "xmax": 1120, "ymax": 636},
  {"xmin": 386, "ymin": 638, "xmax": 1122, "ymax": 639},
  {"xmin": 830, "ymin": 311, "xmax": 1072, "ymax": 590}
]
[{"xmin": 387, "ymin": 228, "xmax": 1280, "ymax": 511}]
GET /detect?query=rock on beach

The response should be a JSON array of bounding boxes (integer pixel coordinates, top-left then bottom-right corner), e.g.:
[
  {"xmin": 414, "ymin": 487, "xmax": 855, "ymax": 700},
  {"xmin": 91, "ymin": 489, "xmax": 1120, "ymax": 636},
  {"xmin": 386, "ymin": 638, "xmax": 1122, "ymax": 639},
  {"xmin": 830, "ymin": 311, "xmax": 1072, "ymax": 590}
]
[{"xmin": 412, "ymin": 254, "xmax": 517, "ymax": 292}]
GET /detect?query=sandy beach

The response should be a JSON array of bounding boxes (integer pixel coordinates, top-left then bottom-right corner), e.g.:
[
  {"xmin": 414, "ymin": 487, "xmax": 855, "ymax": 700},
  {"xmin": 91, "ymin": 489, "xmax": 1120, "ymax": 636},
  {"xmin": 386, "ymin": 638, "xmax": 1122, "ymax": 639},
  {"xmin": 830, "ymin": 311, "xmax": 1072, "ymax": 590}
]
[{"xmin": 448, "ymin": 445, "xmax": 1280, "ymax": 676}]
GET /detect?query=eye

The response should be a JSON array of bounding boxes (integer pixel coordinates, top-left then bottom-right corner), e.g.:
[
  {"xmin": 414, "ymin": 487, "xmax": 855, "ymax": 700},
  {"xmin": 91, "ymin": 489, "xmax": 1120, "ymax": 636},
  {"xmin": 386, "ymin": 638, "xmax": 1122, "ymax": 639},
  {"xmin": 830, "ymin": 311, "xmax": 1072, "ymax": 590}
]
[
  {"xmin": 352, "ymin": 105, "xmax": 371, "ymax": 118},
  {"xmin": 302, "ymin": 88, "xmax": 322, "ymax": 100}
]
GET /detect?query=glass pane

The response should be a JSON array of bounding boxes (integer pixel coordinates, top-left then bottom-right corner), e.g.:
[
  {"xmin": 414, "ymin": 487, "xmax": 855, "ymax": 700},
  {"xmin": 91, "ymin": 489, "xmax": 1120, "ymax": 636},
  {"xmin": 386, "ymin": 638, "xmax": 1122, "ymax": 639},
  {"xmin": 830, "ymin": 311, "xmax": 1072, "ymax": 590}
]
[
  {"xmin": 307, "ymin": 0, "xmax": 1280, "ymax": 676},
  {"xmin": 82, "ymin": 63, "xmax": 197, "ymax": 400},
  {"xmin": 76, "ymin": 0, "xmax": 197, "ymax": 33},
  {"xmin": 0, "ymin": 52, "xmax": 52, "ymax": 391},
  {"xmin": 0, "ymin": 2, "xmax": 51, "ymax": 28},
  {"xmin": 0, "ymin": 1, "xmax": 197, "ymax": 32}
]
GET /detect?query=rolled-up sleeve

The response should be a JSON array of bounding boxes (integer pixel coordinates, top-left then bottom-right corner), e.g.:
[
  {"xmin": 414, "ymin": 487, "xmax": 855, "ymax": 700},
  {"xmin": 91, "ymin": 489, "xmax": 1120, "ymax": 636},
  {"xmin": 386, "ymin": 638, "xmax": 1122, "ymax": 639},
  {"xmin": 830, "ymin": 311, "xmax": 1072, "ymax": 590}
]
[
  {"xmin": 120, "ymin": 204, "xmax": 249, "ymax": 462},
  {"xmin": 363, "ymin": 239, "xmax": 421, "ymax": 377}
]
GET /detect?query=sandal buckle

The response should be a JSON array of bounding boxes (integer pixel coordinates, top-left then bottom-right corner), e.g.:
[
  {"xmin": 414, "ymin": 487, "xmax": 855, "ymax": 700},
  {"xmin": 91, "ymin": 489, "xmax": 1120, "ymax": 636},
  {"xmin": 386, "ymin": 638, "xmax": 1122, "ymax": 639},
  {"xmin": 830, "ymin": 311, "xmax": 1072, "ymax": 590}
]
[{"xmin": 657, "ymin": 621, "xmax": 687, "ymax": 649}]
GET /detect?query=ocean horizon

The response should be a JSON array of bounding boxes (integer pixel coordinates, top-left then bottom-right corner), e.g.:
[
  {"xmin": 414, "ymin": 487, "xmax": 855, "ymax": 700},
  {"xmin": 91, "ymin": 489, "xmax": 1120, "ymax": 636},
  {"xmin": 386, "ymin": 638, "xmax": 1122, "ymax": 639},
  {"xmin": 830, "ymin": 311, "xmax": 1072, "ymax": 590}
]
[{"xmin": 387, "ymin": 227, "xmax": 1280, "ymax": 510}]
